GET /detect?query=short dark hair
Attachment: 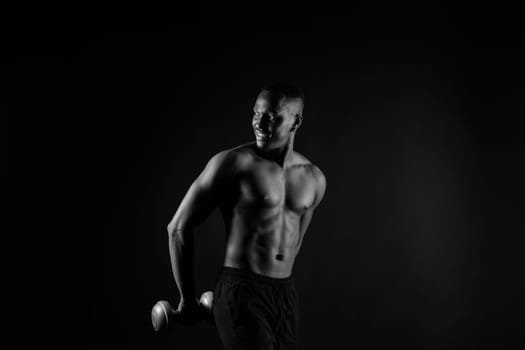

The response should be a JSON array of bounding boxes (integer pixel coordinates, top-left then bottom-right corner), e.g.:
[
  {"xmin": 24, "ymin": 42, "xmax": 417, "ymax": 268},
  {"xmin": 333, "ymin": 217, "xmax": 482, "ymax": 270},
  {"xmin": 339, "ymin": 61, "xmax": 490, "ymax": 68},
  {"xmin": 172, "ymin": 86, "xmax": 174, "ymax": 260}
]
[{"xmin": 261, "ymin": 82, "xmax": 305, "ymax": 103}]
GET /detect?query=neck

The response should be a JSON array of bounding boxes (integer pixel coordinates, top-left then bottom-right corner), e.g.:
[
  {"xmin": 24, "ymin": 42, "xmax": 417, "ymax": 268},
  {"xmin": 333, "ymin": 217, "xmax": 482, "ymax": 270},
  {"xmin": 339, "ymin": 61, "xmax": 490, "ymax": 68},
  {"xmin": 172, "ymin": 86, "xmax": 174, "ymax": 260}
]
[{"xmin": 256, "ymin": 134, "xmax": 295, "ymax": 168}]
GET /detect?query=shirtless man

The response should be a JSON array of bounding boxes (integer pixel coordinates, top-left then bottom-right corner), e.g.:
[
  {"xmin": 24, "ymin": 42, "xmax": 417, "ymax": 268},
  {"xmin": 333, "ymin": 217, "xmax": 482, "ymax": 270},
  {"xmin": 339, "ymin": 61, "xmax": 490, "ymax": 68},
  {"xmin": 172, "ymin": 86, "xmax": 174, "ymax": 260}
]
[{"xmin": 167, "ymin": 82, "xmax": 326, "ymax": 350}]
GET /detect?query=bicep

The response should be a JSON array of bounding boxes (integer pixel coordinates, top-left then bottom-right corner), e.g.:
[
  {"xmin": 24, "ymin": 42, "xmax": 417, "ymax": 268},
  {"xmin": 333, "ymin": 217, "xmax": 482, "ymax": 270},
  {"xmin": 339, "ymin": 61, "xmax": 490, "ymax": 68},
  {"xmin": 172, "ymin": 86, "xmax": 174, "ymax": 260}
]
[
  {"xmin": 297, "ymin": 168, "xmax": 326, "ymax": 250},
  {"xmin": 299, "ymin": 207, "xmax": 315, "ymax": 236},
  {"xmin": 296, "ymin": 207, "xmax": 315, "ymax": 252},
  {"xmin": 314, "ymin": 167, "xmax": 327, "ymax": 206},
  {"xmin": 168, "ymin": 152, "xmax": 228, "ymax": 232},
  {"xmin": 170, "ymin": 181, "xmax": 217, "ymax": 231}
]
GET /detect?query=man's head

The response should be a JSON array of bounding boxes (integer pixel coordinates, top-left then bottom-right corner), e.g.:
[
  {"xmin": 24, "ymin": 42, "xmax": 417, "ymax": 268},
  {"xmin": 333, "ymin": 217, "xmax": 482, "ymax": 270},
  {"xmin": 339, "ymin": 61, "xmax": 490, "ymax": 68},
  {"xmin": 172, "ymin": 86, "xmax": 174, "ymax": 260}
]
[{"xmin": 252, "ymin": 82, "xmax": 304, "ymax": 149}]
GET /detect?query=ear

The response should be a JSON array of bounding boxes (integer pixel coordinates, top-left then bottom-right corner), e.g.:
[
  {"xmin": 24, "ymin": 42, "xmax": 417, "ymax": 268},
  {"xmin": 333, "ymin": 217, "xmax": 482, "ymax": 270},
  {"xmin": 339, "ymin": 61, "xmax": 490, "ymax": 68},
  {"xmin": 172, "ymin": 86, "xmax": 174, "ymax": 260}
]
[{"xmin": 292, "ymin": 114, "xmax": 303, "ymax": 131}]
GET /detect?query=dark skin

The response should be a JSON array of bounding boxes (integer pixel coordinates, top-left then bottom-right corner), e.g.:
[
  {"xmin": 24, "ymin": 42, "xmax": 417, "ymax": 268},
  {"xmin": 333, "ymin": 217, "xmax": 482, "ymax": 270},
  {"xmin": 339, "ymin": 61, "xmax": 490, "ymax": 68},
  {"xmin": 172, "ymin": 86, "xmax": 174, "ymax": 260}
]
[{"xmin": 167, "ymin": 90, "xmax": 326, "ymax": 325}]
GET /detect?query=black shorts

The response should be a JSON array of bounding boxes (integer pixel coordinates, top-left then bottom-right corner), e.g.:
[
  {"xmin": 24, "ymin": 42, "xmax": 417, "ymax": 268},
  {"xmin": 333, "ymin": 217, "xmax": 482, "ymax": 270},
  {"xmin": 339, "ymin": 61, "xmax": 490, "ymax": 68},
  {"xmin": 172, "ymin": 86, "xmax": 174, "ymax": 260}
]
[{"xmin": 213, "ymin": 266, "xmax": 300, "ymax": 350}]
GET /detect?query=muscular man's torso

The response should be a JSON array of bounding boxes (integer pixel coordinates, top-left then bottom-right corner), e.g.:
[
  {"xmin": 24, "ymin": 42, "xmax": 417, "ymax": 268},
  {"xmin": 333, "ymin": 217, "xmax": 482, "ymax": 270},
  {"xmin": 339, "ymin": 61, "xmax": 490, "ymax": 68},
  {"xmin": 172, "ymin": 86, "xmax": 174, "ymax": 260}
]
[{"xmin": 218, "ymin": 143, "xmax": 320, "ymax": 278}]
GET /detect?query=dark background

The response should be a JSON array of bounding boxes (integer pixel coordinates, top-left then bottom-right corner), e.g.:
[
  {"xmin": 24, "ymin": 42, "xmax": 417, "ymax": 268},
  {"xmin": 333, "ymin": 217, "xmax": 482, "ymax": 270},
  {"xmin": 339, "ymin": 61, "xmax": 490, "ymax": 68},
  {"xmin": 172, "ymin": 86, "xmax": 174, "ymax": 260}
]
[{"xmin": 5, "ymin": 4, "xmax": 524, "ymax": 349}]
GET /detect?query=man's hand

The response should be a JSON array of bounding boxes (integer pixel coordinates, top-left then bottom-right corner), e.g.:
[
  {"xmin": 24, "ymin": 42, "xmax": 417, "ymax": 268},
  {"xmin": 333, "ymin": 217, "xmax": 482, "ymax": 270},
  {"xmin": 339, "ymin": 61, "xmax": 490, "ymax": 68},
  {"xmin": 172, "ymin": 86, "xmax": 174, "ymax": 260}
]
[{"xmin": 175, "ymin": 297, "xmax": 205, "ymax": 326}]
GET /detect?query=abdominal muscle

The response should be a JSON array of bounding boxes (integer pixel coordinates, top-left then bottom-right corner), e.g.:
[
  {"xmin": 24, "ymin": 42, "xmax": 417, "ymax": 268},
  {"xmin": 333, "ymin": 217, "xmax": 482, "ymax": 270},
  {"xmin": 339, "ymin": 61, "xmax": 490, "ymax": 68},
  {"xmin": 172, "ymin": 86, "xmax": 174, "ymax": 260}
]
[{"xmin": 223, "ymin": 210, "xmax": 301, "ymax": 278}]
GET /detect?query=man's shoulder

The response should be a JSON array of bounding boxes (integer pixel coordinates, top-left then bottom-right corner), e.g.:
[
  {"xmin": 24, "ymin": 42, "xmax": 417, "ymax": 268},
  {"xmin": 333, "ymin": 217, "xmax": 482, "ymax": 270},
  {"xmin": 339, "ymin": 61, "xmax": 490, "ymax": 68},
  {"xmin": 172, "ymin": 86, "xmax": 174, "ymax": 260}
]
[
  {"xmin": 219, "ymin": 142, "xmax": 255, "ymax": 160},
  {"xmin": 229, "ymin": 142, "xmax": 257, "ymax": 157},
  {"xmin": 206, "ymin": 142, "xmax": 255, "ymax": 170},
  {"xmin": 291, "ymin": 150, "xmax": 312, "ymax": 167},
  {"xmin": 292, "ymin": 151, "xmax": 326, "ymax": 204},
  {"xmin": 292, "ymin": 151, "xmax": 325, "ymax": 181}
]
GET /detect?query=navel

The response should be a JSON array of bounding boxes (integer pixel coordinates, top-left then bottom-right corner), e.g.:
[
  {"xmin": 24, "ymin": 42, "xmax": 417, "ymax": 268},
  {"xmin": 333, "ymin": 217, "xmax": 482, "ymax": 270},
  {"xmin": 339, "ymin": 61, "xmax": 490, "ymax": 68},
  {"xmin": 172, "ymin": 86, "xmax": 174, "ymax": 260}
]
[{"xmin": 275, "ymin": 253, "xmax": 284, "ymax": 261}]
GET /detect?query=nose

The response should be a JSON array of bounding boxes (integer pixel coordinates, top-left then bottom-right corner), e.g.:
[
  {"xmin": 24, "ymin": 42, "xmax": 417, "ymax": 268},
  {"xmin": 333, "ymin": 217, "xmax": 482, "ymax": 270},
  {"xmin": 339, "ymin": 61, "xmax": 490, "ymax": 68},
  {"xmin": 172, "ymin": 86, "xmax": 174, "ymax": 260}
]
[{"xmin": 258, "ymin": 113, "xmax": 273, "ymax": 128}]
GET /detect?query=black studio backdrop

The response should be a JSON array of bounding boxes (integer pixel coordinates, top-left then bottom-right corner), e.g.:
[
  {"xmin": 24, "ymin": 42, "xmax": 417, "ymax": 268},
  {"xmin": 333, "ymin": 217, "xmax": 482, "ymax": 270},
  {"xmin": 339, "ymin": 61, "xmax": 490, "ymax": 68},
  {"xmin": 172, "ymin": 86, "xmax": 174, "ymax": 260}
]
[{"xmin": 5, "ymin": 5, "xmax": 524, "ymax": 349}]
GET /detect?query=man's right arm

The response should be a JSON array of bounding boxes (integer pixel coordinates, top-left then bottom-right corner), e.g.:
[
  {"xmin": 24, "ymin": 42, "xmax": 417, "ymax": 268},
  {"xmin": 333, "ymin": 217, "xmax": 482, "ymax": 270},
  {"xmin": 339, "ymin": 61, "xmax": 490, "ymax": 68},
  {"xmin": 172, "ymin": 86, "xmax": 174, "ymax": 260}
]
[{"xmin": 167, "ymin": 150, "xmax": 230, "ymax": 309}]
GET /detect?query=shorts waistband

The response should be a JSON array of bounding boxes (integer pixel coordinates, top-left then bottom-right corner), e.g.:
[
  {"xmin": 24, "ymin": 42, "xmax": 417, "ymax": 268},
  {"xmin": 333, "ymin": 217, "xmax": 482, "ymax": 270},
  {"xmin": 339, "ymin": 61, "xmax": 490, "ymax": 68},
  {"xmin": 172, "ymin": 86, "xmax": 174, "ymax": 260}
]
[{"xmin": 217, "ymin": 266, "xmax": 294, "ymax": 286}]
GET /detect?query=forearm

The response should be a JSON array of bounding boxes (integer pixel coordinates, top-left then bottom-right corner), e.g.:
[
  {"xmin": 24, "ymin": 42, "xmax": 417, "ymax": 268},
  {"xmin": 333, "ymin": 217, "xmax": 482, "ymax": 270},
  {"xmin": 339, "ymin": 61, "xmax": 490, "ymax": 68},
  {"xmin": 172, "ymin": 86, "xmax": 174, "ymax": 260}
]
[{"xmin": 168, "ymin": 228, "xmax": 196, "ymax": 301}]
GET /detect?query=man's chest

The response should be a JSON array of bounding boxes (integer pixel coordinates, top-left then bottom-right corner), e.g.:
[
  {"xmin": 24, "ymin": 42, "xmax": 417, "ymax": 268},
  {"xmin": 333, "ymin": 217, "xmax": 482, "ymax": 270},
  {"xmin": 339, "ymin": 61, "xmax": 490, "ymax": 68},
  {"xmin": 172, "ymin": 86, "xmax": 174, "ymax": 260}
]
[{"xmin": 236, "ymin": 164, "xmax": 317, "ymax": 213}]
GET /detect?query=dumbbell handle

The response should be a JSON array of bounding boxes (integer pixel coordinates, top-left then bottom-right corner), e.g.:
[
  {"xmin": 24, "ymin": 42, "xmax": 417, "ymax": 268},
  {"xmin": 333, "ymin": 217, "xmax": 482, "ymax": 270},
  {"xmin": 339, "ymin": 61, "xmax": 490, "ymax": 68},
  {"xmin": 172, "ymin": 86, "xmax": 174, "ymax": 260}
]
[{"xmin": 152, "ymin": 291, "xmax": 214, "ymax": 332}]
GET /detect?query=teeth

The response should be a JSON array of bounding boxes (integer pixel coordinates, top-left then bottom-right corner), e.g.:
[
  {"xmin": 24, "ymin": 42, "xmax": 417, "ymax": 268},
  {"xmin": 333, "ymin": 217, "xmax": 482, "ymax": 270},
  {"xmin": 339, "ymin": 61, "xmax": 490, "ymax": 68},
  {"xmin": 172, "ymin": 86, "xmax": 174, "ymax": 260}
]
[{"xmin": 257, "ymin": 132, "xmax": 270, "ymax": 139}]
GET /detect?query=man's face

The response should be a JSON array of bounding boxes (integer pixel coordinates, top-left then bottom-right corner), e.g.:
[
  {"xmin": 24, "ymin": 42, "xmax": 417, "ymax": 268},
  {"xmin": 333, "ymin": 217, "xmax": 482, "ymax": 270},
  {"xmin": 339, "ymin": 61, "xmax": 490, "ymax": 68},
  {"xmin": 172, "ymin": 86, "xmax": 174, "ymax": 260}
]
[{"xmin": 252, "ymin": 91, "xmax": 303, "ymax": 149}]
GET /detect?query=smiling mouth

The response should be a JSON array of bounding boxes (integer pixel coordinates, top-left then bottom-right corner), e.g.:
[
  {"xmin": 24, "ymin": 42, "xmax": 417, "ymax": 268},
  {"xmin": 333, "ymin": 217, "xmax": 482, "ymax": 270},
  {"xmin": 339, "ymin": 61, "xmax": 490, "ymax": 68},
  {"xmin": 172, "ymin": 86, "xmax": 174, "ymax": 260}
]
[{"xmin": 255, "ymin": 129, "xmax": 272, "ymax": 139}]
